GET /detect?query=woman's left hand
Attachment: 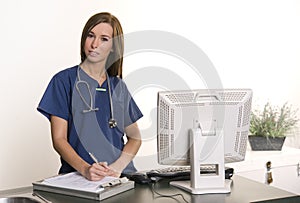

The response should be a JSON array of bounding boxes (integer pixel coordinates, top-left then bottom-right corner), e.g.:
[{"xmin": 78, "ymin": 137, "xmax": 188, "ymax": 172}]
[{"xmin": 108, "ymin": 162, "xmax": 123, "ymax": 177}]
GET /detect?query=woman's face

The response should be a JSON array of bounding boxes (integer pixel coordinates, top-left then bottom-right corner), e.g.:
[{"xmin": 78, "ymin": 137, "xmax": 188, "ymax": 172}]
[{"xmin": 84, "ymin": 23, "xmax": 113, "ymax": 64}]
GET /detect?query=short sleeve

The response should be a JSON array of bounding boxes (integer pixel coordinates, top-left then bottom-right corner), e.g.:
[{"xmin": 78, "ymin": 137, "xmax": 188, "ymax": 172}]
[
  {"xmin": 37, "ymin": 72, "xmax": 71, "ymax": 121},
  {"xmin": 125, "ymin": 95, "xmax": 143, "ymax": 127}
]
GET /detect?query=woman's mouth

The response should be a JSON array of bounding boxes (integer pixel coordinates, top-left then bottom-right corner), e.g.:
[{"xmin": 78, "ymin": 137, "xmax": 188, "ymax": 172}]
[{"xmin": 89, "ymin": 51, "xmax": 99, "ymax": 57}]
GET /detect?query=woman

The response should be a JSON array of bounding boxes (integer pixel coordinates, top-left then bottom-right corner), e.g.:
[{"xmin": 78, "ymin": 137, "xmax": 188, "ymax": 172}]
[{"xmin": 37, "ymin": 12, "xmax": 143, "ymax": 181}]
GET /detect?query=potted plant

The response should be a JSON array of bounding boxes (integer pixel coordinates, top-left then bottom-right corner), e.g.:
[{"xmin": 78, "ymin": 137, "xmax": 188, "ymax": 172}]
[{"xmin": 248, "ymin": 102, "xmax": 299, "ymax": 151}]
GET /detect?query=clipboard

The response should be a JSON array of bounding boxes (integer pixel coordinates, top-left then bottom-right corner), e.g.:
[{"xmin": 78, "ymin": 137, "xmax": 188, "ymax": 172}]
[{"xmin": 32, "ymin": 172, "xmax": 134, "ymax": 201}]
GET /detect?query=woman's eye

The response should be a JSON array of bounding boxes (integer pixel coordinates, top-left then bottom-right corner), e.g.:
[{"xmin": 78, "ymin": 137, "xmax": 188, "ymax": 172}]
[
  {"xmin": 87, "ymin": 33, "xmax": 94, "ymax": 38},
  {"xmin": 101, "ymin": 37, "xmax": 109, "ymax": 41}
]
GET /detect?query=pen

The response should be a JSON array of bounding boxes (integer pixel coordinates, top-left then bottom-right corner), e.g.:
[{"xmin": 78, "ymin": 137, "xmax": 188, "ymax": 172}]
[
  {"xmin": 89, "ymin": 152, "xmax": 99, "ymax": 164},
  {"xmin": 89, "ymin": 152, "xmax": 110, "ymax": 169}
]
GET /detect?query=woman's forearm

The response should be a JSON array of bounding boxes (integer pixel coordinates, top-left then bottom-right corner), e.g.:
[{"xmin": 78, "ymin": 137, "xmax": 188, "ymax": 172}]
[
  {"xmin": 52, "ymin": 136, "xmax": 90, "ymax": 175},
  {"xmin": 50, "ymin": 116, "xmax": 90, "ymax": 176},
  {"xmin": 109, "ymin": 122, "xmax": 142, "ymax": 174},
  {"xmin": 114, "ymin": 138, "xmax": 141, "ymax": 171}
]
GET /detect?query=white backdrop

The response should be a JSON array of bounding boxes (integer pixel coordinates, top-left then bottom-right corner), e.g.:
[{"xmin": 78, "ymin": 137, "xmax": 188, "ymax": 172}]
[{"xmin": 0, "ymin": 0, "xmax": 299, "ymax": 190}]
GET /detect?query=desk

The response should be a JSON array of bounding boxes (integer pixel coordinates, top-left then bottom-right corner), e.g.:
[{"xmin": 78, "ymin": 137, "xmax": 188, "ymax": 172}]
[{"xmin": 0, "ymin": 175, "xmax": 298, "ymax": 203}]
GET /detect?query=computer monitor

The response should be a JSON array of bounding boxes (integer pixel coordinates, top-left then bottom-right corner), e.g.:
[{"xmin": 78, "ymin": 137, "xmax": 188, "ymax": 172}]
[{"xmin": 157, "ymin": 89, "xmax": 252, "ymax": 194}]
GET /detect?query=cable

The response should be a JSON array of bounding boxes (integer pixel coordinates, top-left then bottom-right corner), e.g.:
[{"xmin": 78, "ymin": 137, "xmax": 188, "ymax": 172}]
[{"xmin": 150, "ymin": 182, "xmax": 189, "ymax": 203}]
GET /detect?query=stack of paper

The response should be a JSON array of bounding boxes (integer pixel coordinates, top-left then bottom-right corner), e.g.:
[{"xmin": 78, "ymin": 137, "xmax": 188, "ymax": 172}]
[
  {"xmin": 33, "ymin": 172, "xmax": 134, "ymax": 201},
  {"xmin": 42, "ymin": 172, "xmax": 117, "ymax": 192}
]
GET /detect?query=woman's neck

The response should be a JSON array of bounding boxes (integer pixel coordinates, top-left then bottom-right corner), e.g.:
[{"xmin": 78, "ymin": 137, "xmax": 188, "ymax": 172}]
[{"xmin": 80, "ymin": 62, "xmax": 107, "ymax": 85}]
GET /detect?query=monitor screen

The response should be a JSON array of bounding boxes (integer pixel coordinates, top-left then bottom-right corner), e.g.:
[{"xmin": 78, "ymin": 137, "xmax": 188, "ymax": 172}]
[{"xmin": 157, "ymin": 89, "xmax": 253, "ymax": 166}]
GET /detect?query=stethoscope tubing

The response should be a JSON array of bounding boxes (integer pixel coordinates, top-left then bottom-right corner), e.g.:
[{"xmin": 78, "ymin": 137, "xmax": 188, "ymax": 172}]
[{"xmin": 75, "ymin": 66, "xmax": 117, "ymax": 128}]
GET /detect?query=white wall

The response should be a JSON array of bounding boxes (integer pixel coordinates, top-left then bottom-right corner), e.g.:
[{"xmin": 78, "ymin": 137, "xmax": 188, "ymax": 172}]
[{"xmin": 0, "ymin": 0, "xmax": 299, "ymax": 190}]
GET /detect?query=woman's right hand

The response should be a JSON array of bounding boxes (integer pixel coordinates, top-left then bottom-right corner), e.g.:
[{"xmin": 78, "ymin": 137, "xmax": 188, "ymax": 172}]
[{"xmin": 84, "ymin": 162, "xmax": 115, "ymax": 181}]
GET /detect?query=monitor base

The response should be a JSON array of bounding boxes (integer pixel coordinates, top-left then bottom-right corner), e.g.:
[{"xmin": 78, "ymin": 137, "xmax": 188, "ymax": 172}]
[{"xmin": 170, "ymin": 179, "xmax": 232, "ymax": 194}]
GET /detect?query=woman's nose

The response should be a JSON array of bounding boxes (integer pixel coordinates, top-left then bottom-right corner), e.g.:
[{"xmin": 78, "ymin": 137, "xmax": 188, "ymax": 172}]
[{"xmin": 91, "ymin": 38, "xmax": 100, "ymax": 49}]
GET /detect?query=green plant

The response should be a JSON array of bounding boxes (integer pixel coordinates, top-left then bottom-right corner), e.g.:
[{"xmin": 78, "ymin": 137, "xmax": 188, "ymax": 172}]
[{"xmin": 249, "ymin": 102, "xmax": 299, "ymax": 138}]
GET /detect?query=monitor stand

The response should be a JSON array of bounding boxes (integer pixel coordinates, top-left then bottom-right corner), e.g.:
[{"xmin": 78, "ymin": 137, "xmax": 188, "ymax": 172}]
[{"xmin": 170, "ymin": 128, "xmax": 232, "ymax": 194}]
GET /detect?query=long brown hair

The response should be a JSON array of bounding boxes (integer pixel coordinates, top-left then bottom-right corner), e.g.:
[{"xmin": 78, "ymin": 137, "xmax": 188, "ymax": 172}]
[{"xmin": 80, "ymin": 12, "xmax": 124, "ymax": 78}]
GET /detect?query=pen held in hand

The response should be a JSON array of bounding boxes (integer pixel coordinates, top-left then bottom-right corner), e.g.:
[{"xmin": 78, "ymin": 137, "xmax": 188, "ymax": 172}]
[{"xmin": 89, "ymin": 152, "xmax": 110, "ymax": 170}]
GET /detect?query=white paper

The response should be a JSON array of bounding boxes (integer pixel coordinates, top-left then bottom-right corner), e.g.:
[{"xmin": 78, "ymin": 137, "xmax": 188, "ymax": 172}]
[{"xmin": 42, "ymin": 172, "xmax": 117, "ymax": 192}]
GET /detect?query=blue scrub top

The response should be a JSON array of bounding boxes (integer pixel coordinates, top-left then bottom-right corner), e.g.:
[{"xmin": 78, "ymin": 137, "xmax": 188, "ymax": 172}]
[{"xmin": 37, "ymin": 65, "xmax": 143, "ymax": 174}]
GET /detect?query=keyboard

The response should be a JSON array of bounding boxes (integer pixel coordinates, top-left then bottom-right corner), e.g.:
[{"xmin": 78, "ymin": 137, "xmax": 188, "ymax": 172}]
[{"xmin": 146, "ymin": 166, "xmax": 234, "ymax": 181}]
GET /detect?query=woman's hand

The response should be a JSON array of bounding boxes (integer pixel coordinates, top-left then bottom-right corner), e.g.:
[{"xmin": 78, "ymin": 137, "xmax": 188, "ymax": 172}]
[
  {"xmin": 84, "ymin": 162, "xmax": 115, "ymax": 181},
  {"xmin": 108, "ymin": 162, "xmax": 123, "ymax": 178}
]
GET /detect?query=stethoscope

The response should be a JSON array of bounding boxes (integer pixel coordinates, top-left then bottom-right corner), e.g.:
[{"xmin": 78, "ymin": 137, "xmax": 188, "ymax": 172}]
[{"xmin": 75, "ymin": 66, "xmax": 117, "ymax": 128}]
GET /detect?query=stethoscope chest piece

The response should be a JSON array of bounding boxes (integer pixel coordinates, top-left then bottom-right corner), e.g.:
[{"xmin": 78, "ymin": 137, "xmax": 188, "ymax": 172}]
[{"xmin": 109, "ymin": 118, "xmax": 117, "ymax": 128}]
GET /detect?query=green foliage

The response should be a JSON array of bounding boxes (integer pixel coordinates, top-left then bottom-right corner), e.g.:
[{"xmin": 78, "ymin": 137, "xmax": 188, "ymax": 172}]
[{"xmin": 250, "ymin": 102, "xmax": 299, "ymax": 138}]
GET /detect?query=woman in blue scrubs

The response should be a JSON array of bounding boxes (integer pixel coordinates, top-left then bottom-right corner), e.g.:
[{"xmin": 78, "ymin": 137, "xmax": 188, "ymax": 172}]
[{"xmin": 37, "ymin": 12, "xmax": 143, "ymax": 181}]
